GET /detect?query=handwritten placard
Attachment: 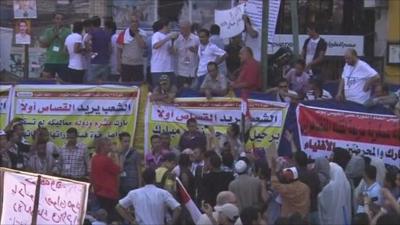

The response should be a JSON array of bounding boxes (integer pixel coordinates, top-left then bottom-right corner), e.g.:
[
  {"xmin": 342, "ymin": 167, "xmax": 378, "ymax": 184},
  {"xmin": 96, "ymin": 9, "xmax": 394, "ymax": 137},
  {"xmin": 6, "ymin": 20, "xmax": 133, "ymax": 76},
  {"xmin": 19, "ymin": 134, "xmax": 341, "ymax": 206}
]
[
  {"xmin": 214, "ymin": 4, "xmax": 245, "ymax": 39},
  {"xmin": 0, "ymin": 169, "xmax": 89, "ymax": 225}
]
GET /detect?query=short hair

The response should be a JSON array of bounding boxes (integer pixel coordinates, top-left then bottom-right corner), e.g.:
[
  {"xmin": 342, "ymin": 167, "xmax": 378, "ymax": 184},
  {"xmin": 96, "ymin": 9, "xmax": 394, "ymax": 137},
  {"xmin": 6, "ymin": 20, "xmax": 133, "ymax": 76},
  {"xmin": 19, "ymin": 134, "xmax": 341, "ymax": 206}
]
[
  {"xmin": 308, "ymin": 78, "xmax": 323, "ymax": 89},
  {"xmin": 198, "ymin": 28, "xmax": 210, "ymax": 37},
  {"xmin": 333, "ymin": 147, "xmax": 351, "ymax": 170},
  {"xmin": 158, "ymin": 18, "xmax": 170, "ymax": 28},
  {"xmin": 191, "ymin": 23, "xmax": 200, "ymax": 33},
  {"xmin": 161, "ymin": 152, "xmax": 177, "ymax": 163},
  {"xmin": 277, "ymin": 78, "xmax": 289, "ymax": 85},
  {"xmin": 364, "ymin": 165, "xmax": 377, "ymax": 180},
  {"xmin": 152, "ymin": 20, "xmax": 162, "ymax": 32},
  {"xmin": 142, "ymin": 168, "xmax": 156, "ymax": 184},
  {"xmin": 307, "ymin": 22, "xmax": 318, "ymax": 32},
  {"xmin": 72, "ymin": 21, "xmax": 83, "ymax": 34},
  {"xmin": 384, "ymin": 171, "xmax": 397, "ymax": 188},
  {"xmin": 295, "ymin": 59, "xmax": 306, "ymax": 68},
  {"xmin": 207, "ymin": 61, "xmax": 218, "ymax": 69},
  {"xmin": 221, "ymin": 150, "xmax": 234, "ymax": 168},
  {"xmin": 352, "ymin": 213, "xmax": 370, "ymax": 225},
  {"xmin": 66, "ymin": 127, "xmax": 78, "ymax": 136},
  {"xmin": 94, "ymin": 137, "xmax": 109, "ymax": 153},
  {"xmin": 105, "ymin": 20, "xmax": 117, "ymax": 34},
  {"xmin": 208, "ymin": 151, "xmax": 221, "ymax": 169},
  {"xmin": 186, "ymin": 118, "xmax": 197, "ymax": 126},
  {"xmin": 83, "ymin": 19, "xmax": 92, "ymax": 27},
  {"xmin": 91, "ymin": 16, "xmax": 101, "ymax": 27},
  {"xmin": 294, "ymin": 151, "xmax": 308, "ymax": 167},
  {"xmin": 210, "ymin": 24, "xmax": 220, "ymax": 35},
  {"xmin": 53, "ymin": 12, "xmax": 64, "ymax": 19},
  {"xmin": 242, "ymin": 46, "xmax": 254, "ymax": 57},
  {"xmin": 178, "ymin": 153, "xmax": 191, "ymax": 168},
  {"xmin": 118, "ymin": 132, "xmax": 131, "ymax": 140},
  {"xmin": 150, "ymin": 134, "xmax": 160, "ymax": 142},
  {"xmin": 240, "ymin": 206, "xmax": 260, "ymax": 225}
]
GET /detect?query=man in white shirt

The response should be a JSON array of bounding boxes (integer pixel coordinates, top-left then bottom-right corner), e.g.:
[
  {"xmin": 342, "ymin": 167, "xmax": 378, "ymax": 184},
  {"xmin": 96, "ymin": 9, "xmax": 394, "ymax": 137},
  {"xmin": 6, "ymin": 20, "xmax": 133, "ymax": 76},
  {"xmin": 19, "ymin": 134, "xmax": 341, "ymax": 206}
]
[
  {"xmin": 357, "ymin": 165, "xmax": 382, "ymax": 213},
  {"xmin": 196, "ymin": 29, "xmax": 227, "ymax": 90},
  {"xmin": 151, "ymin": 19, "xmax": 178, "ymax": 87},
  {"xmin": 173, "ymin": 21, "xmax": 199, "ymax": 89},
  {"xmin": 336, "ymin": 49, "xmax": 380, "ymax": 104},
  {"xmin": 64, "ymin": 21, "xmax": 86, "ymax": 83},
  {"xmin": 116, "ymin": 168, "xmax": 181, "ymax": 225},
  {"xmin": 242, "ymin": 15, "xmax": 261, "ymax": 62}
]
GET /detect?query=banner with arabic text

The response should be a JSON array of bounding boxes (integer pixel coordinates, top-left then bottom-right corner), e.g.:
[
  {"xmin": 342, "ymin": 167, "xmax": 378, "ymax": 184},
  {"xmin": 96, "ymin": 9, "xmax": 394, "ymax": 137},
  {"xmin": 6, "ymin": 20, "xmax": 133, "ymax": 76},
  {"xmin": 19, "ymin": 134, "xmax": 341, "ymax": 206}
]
[
  {"xmin": 296, "ymin": 104, "xmax": 400, "ymax": 167},
  {"xmin": 0, "ymin": 85, "xmax": 12, "ymax": 129},
  {"xmin": 144, "ymin": 97, "xmax": 288, "ymax": 153},
  {"xmin": 10, "ymin": 85, "xmax": 140, "ymax": 148}
]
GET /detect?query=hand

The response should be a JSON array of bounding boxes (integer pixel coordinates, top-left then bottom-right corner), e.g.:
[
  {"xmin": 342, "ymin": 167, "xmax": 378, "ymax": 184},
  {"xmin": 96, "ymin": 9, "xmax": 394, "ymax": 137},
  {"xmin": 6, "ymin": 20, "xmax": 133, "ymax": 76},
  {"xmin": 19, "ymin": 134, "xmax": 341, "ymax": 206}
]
[
  {"xmin": 335, "ymin": 93, "xmax": 344, "ymax": 102},
  {"xmin": 169, "ymin": 32, "xmax": 179, "ymax": 40},
  {"xmin": 201, "ymin": 201, "xmax": 213, "ymax": 216},
  {"xmin": 283, "ymin": 130, "xmax": 294, "ymax": 142}
]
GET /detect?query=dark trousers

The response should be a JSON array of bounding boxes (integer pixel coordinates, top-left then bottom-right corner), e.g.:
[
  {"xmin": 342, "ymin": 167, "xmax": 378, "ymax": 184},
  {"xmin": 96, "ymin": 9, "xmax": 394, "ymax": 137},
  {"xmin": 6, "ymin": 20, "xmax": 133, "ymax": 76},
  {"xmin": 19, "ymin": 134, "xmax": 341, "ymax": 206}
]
[
  {"xmin": 66, "ymin": 68, "xmax": 85, "ymax": 84},
  {"xmin": 96, "ymin": 195, "xmax": 120, "ymax": 223},
  {"xmin": 121, "ymin": 64, "xmax": 144, "ymax": 82}
]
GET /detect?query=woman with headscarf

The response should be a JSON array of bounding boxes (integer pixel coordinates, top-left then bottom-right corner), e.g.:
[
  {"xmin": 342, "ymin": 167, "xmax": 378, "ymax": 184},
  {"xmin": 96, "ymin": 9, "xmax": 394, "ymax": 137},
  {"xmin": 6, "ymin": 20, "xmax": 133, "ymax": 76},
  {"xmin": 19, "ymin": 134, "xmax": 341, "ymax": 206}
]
[
  {"xmin": 318, "ymin": 162, "xmax": 352, "ymax": 225},
  {"xmin": 314, "ymin": 157, "xmax": 330, "ymax": 189}
]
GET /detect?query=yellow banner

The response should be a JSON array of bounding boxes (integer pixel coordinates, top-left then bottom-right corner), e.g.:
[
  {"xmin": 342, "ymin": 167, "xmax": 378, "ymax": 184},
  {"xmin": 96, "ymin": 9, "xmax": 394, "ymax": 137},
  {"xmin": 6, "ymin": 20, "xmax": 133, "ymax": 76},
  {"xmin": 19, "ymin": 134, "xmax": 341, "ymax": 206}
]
[
  {"xmin": 144, "ymin": 97, "xmax": 288, "ymax": 152},
  {"xmin": 11, "ymin": 85, "xmax": 140, "ymax": 148}
]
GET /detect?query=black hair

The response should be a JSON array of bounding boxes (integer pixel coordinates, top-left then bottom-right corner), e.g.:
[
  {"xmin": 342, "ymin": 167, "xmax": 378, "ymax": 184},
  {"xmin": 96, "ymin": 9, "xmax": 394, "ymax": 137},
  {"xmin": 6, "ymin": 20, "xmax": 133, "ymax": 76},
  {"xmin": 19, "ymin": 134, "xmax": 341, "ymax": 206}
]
[
  {"xmin": 186, "ymin": 118, "xmax": 197, "ymax": 126},
  {"xmin": 179, "ymin": 153, "xmax": 191, "ymax": 168},
  {"xmin": 243, "ymin": 46, "xmax": 254, "ymax": 57},
  {"xmin": 83, "ymin": 19, "xmax": 92, "ymax": 28},
  {"xmin": 118, "ymin": 132, "xmax": 131, "ymax": 140},
  {"xmin": 105, "ymin": 20, "xmax": 117, "ymax": 35},
  {"xmin": 332, "ymin": 147, "xmax": 351, "ymax": 170},
  {"xmin": 352, "ymin": 213, "xmax": 370, "ymax": 225},
  {"xmin": 207, "ymin": 61, "xmax": 218, "ymax": 70},
  {"xmin": 72, "ymin": 21, "xmax": 83, "ymax": 34},
  {"xmin": 150, "ymin": 134, "xmax": 160, "ymax": 142},
  {"xmin": 364, "ymin": 165, "xmax": 377, "ymax": 181},
  {"xmin": 210, "ymin": 24, "xmax": 220, "ymax": 35},
  {"xmin": 295, "ymin": 59, "xmax": 306, "ymax": 68},
  {"xmin": 294, "ymin": 151, "xmax": 308, "ymax": 168},
  {"xmin": 221, "ymin": 150, "xmax": 234, "ymax": 168},
  {"xmin": 91, "ymin": 16, "xmax": 101, "ymax": 27},
  {"xmin": 308, "ymin": 78, "xmax": 323, "ymax": 90},
  {"xmin": 209, "ymin": 153, "xmax": 222, "ymax": 169},
  {"xmin": 191, "ymin": 23, "xmax": 200, "ymax": 33},
  {"xmin": 240, "ymin": 206, "xmax": 260, "ymax": 225},
  {"xmin": 161, "ymin": 152, "xmax": 177, "ymax": 163},
  {"xmin": 142, "ymin": 168, "xmax": 156, "ymax": 184},
  {"xmin": 66, "ymin": 127, "xmax": 78, "ymax": 136},
  {"xmin": 384, "ymin": 171, "xmax": 397, "ymax": 188},
  {"xmin": 158, "ymin": 18, "xmax": 170, "ymax": 29},
  {"xmin": 307, "ymin": 22, "xmax": 318, "ymax": 33},
  {"xmin": 277, "ymin": 78, "xmax": 289, "ymax": 85},
  {"xmin": 198, "ymin": 28, "xmax": 210, "ymax": 37}
]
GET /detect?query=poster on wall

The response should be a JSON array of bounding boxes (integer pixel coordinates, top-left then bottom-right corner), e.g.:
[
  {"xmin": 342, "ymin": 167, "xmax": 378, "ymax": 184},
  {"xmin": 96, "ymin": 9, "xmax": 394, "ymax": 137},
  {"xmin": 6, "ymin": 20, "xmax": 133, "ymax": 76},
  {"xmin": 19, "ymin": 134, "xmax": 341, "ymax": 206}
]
[
  {"xmin": 13, "ymin": 0, "xmax": 37, "ymax": 19},
  {"xmin": 14, "ymin": 20, "xmax": 31, "ymax": 45}
]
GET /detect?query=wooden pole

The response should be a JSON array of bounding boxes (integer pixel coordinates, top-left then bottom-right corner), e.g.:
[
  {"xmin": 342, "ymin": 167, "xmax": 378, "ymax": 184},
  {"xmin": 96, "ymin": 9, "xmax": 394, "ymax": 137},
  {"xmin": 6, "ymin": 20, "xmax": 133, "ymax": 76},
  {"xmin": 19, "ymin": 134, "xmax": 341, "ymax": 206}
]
[{"xmin": 31, "ymin": 175, "xmax": 41, "ymax": 225}]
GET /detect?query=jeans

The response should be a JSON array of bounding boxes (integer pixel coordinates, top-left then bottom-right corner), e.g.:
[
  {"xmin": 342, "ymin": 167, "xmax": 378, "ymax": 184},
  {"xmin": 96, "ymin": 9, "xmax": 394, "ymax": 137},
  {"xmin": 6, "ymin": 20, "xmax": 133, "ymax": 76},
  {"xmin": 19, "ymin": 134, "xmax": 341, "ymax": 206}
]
[{"xmin": 86, "ymin": 64, "xmax": 110, "ymax": 82}]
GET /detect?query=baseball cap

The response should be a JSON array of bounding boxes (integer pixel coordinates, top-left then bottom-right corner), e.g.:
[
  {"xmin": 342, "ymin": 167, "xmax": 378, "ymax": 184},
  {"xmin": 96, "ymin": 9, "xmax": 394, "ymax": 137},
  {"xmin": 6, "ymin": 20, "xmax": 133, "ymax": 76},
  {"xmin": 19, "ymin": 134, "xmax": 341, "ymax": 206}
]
[
  {"xmin": 234, "ymin": 160, "xmax": 247, "ymax": 174},
  {"xmin": 0, "ymin": 130, "xmax": 6, "ymax": 136},
  {"xmin": 160, "ymin": 74, "xmax": 170, "ymax": 84},
  {"xmin": 214, "ymin": 203, "xmax": 239, "ymax": 222}
]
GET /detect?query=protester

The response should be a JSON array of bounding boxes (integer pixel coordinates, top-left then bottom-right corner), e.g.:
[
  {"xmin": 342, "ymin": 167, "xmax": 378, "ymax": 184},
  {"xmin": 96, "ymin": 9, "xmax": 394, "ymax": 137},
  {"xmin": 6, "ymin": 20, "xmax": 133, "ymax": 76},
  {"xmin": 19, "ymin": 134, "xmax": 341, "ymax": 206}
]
[
  {"xmin": 201, "ymin": 151, "xmax": 235, "ymax": 207},
  {"xmin": 336, "ymin": 48, "xmax": 380, "ymax": 104},
  {"xmin": 150, "ymin": 74, "xmax": 178, "ymax": 103},
  {"xmin": 116, "ymin": 15, "xmax": 146, "ymax": 82},
  {"xmin": 283, "ymin": 59, "xmax": 310, "ymax": 95},
  {"xmin": 0, "ymin": 130, "xmax": 11, "ymax": 168},
  {"xmin": 357, "ymin": 165, "xmax": 383, "ymax": 213},
  {"xmin": 179, "ymin": 118, "xmax": 207, "ymax": 151},
  {"xmin": 178, "ymin": 153, "xmax": 195, "ymax": 198},
  {"xmin": 145, "ymin": 135, "xmax": 163, "ymax": 169},
  {"xmin": 64, "ymin": 21, "xmax": 86, "ymax": 83},
  {"xmin": 173, "ymin": 21, "xmax": 200, "ymax": 89},
  {"xmin": 242, "ymin": 15, "xmax": 261, "ymax": 61},
  {"xmin": 116, "ymin": 168, "xmax": 181, "ymax": 225},
  {"xmin": 197, "ymin": 191, "xmax": 238, "ymax": 225},
  {"xmin": 221, "ymin": 151, "xmax": 235, "ymax": 173},
  {"xmin": 105, "ymin": 20, "xmax": 120, "ymax": 82},
  {"xmin": 5, "ymin": 120, "xmax": 29, "ymax": 170},
  {"xmin": 85, "ymin": 16, "xmax": 111, "ymax": 82},
  {"xmin": 39, "ymin": 13, "xmax": 70, "ymax": 80},
  {"xmin": 209, "ymin": 24, "xmax": 224, "ymax": 50},
  {"xmin": 202, "ymin": 202, "xmax": 240, "ymax": 225},
  {"xmin": 301, "ymin": 22, "xmax": 327, "ymax": 77},
  {"xmin": 196, "ymin": 28, "xmax": 227, "ymax": 90},
  {"xmin": 59, "ymin": 127, "xmax": 89, "ymax": 180},
  {"xmin": 304, "ymin": 78, "xmax": 333, "ymax": 100},
  {"xmin": 318, "ymin": 162, "xmax": 352, "ymax": 225},
  {"xmin": 225, "ymin": 35, "xmax": 243, "ymax": 76},
  {"xmin": 26, "ymin": 139, "xmax": 57, "ymax": 175},
  {"xmin": 313, "ymin": 157, "xmax": 330, "ymax": 189},
  {"xmin": 118, "ymin": 132, "xmax": 141, "ymax": 197},
  {"xmin": 230, "ymin": 47, "xmax": 262, "ymax": 98},
  {"xmin": 364, "ymin": 83, "xmax": 399, "ymax": 108},
  {"xmin": 160, "ymin": 132, "xmax": 180, "ymax": 156},
  {"xmin": 266, "ymin": 78, "xmax": 299, "ymax": 103},
  {"xmin": 151, "ymin": 19, "xmax": 178, "ymax": 86},
  {"xmin": 155, "ymin": 152, "xmax": 177, "ymax": 194},
  {"xmin": 200, "ymin": 61, "xmax": 228, "ymax": 99},
  {"xmin": 240, "ymin": 206, "xmax": 266, "ymax": 225},
  {"xmin": 90, "ymin": 137, "xmax": 121, "ymax": 222},
  {"xmin": 82, "ymin": 19, "xmax": 93, "ymax": 76},
  {"xmin": 228, "ymin": 158, "xmax": 265, "ymax": 210}
]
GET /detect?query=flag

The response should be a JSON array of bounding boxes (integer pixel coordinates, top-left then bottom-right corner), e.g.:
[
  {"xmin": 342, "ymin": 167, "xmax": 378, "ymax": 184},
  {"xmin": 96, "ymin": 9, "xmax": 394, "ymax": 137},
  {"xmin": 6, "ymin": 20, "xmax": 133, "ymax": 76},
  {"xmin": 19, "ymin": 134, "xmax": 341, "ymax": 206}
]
[
  {"xmin": 240, "ymin": 97, "xmax": 251, "ymax": 118},
  {"xmin": 176, "ymin": 177, "xmax": 202, "ymax": 223}
]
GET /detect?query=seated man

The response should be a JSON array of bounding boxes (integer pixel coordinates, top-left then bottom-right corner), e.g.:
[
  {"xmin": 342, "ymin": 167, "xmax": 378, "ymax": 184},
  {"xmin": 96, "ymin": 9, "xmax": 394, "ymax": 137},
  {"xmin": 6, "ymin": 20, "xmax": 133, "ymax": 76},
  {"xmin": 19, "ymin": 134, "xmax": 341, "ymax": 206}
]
[
  {"xmin": 200, "ymin": 62, "xmax": 228, "ymax": 99},
  {"xmin": 364, "ymin": 83, "xmax": 398, "ymax": 108},
  {"xmin": 283, "ymin": 59, "xmax": 310, "ymax": 96},
  {"xmin": 265, "ymin": 78, "xmax": 298, "ymax": 103},
  {"xmin": 150, "ymin": 74, "xmax": 178, "ymax": 104},
  {"xmin": 304, "ymin": 78, "xmax": 332, "ymax": 100}
]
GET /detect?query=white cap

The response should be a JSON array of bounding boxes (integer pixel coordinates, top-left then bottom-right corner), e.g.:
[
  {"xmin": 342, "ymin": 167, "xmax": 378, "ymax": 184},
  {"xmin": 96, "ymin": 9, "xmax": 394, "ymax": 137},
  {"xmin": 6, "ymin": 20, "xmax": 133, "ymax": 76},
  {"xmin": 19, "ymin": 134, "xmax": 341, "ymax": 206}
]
[
  {"xmin": 283, "ymin": 167, "xmax": 299, "ymax": 180},
  {"xmin": 0, "ymin": 130, "xmax": 6, "ymax": 136},
  {"xmin": 234, "ymin": 160, "xmax": 247, "ymax": 174},
  {"xmin": 182, "ymin": 148, "xmax": 194, "ymax": 155},
  {"xmin": 214, "ymin": 203, "xmax": 239, "ymax": 222}
]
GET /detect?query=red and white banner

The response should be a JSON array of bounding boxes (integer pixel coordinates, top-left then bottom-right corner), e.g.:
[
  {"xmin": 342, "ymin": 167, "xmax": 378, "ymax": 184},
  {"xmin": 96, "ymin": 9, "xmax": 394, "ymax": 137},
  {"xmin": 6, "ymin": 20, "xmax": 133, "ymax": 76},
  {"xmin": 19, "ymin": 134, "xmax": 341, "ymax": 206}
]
[{"xmin": 296, "ymin": 104, "xmax": 400, "ymax": 167}]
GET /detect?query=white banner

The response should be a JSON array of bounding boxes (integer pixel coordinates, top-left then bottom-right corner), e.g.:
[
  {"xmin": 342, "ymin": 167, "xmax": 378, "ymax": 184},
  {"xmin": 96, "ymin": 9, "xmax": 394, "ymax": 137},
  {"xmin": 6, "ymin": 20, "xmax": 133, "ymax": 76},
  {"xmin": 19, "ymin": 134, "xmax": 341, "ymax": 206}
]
[
  {"xmin": 269, "ymin": 34, "xmax": 365, "ymax": 56},
  {"xmin": 214, "ymin": 4, "xmax": 245, "ymax": 39}
]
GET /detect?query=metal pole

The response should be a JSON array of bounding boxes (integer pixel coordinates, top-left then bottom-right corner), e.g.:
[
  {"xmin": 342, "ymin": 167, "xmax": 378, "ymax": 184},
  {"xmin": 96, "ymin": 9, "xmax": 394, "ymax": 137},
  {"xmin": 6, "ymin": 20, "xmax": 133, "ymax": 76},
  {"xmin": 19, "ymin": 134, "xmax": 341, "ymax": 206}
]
[
  {"xmin": 261, "ymin": 0, "xmax": 269, "ymax": 89},
  {"xmin": 290, "ymin": 0, "xmax": 300, "ymax": 58},
  {"xmin": 23, "ymin": 44, "xmax": 29, "ymax": 80}
]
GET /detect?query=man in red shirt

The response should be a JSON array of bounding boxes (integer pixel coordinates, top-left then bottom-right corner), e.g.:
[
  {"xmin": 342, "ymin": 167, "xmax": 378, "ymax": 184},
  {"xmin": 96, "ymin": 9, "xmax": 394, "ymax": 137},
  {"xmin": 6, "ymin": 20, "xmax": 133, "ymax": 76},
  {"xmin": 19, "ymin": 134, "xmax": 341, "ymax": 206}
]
[
  {"xmin": 230, "ymin": 47, "xmax": 262, "ymax": 99},
  {"xmin": 90, "ymin": 137, "xmax": 121, "ymax": 222}
]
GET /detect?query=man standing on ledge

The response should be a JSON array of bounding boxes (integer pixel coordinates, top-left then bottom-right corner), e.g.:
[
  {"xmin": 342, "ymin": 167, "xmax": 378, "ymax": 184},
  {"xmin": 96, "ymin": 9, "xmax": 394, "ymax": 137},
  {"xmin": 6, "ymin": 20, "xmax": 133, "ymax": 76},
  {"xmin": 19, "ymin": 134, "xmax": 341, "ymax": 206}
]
[{"xmin": 336, "ymin": 48, "xmax": 380, "ymax": 104}]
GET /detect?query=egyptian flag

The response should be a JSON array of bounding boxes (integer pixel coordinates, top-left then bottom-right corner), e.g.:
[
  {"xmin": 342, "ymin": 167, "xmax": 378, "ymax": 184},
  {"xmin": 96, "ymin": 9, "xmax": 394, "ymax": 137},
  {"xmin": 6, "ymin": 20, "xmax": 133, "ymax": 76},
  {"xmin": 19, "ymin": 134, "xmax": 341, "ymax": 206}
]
[{"xmin": 176, "ymin": 177, "xmax": 201, "ymax": 223}]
